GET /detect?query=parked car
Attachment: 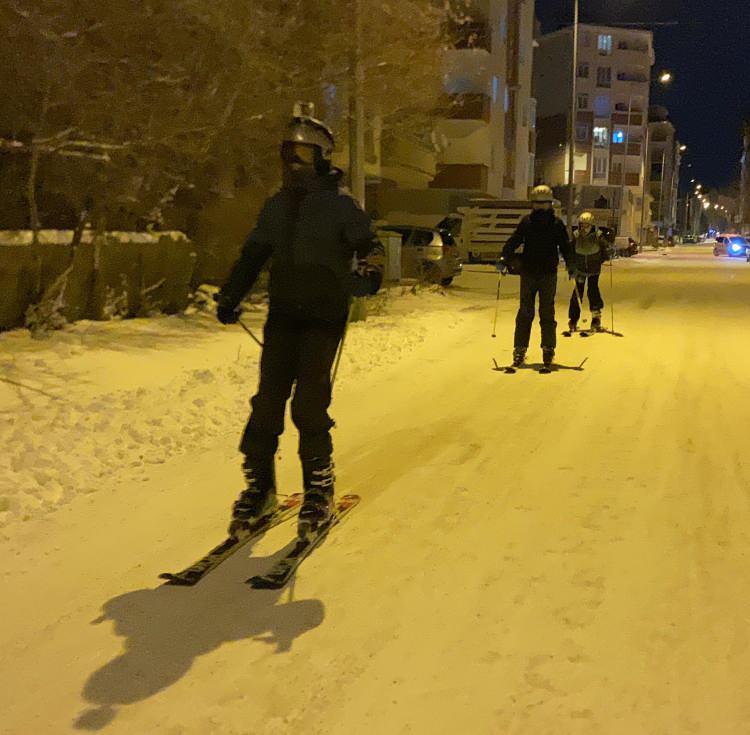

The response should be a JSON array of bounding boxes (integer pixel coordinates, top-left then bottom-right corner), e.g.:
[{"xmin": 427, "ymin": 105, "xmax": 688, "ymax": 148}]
[
  {"xmin": 378, "ymin": 225, "xmax": 463, "ymax": 286},
  {"xmin": 713, "ymin": 235, "xmax": 750, "ymax": 261}
]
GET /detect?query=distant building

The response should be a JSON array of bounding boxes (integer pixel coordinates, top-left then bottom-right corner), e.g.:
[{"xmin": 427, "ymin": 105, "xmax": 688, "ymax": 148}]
[
  {"xmin": 534, "ymin": 23, "xmax": 654, "ymax": 238},
  {"xmin": 646, "ymin": 106, "xmax": 682, "ymax": 237},
  {"xmin": 374, "ymin": 0, "xmax": 538, "ymax": 225}
]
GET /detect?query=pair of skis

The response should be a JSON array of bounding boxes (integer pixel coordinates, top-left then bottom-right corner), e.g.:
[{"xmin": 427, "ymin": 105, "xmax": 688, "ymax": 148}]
[
  {"xmin": 160, "ymin": 494, "xmax": 359, "ymax": 589},
  {"xmin": 563, "ymin": 327, "xmax": 624, "ymax": 338},
  {"xmin": 492, "ymin": 357, "xmax": 588, "ymax": 375}
]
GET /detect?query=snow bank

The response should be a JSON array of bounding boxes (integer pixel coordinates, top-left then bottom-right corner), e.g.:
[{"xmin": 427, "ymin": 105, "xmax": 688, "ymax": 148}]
[{"xmin": 0, "ymin": 286, "xmax": 467, "ymax": 533}]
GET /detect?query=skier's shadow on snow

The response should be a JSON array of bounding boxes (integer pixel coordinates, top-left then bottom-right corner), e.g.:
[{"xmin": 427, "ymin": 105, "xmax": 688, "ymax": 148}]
[{"xmin": 74, "ymin": 541, "xmax": 324, "ymax": 731}]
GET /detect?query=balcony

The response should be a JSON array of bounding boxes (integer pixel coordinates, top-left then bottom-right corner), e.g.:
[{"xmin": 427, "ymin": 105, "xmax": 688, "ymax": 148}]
[
  {"xmin": 617, "ymin": 41, "xmax": 650, "ymax": 53},
  {"xmin": 611, "ymin": 142, "xmax": 642, "ymax": 156},
  {"xmin": 617, "ymin": 72, "xmax": 649, "ymax": 84},
  {"xmin": 612, "ymin": 112, "xmax": 643, "ymax": 126},
  {"xmin": 441, "ymin": 93, "xmax": 491, "ymax": 123},
  {"xmin": 444, "ymin": 19, "xmax": 491, "ymax": 52},
  {"xmin": 609, "ymin": 172, "xmax": 640, "ymax": 186}
]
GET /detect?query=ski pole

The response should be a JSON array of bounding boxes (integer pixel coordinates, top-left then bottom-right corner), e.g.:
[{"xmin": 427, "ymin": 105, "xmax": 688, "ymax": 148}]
[
  {"xmin": 331, "ymin": 301, "xmax": 355, "ymax": 388},
  {"xmin": 238, "ymin": 318, "xmax": 264, "ymax": 348},
  {"xmin": 608, "ymin": 257, "xmax": 615, "ymax": 334},
  {"xmin": 491, "ymin": 271, "xmax": 504, "ymax": 338}
]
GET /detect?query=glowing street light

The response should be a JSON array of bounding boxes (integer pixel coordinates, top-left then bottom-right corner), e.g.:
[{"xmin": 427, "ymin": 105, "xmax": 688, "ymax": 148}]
[
  {"xmin": 659, "ymin": 71, "xmax": 674, "ymax": 85},
  {"xmin": 679, "ymin": 144, "xmax": 687, "ymax": 152}
]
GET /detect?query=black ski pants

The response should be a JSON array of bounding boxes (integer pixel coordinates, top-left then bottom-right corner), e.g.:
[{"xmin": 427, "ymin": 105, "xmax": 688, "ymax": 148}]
[
  {"xmin": 568, "ymin": 274, "xmax": 603, "ymax": 324},
  {"xmin": 240, "ymin": 311, "xmax": 345, "ymax": 463},
  {"xmin": 514, "ymin": 272, "xmax": 558, "ymax": 350}
]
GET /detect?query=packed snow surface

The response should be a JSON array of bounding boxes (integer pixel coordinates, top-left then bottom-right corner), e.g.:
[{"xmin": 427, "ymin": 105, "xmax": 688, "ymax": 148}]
[{"xmin": 2, "ymin": 246, "xmax": 750, "ymax": 734}]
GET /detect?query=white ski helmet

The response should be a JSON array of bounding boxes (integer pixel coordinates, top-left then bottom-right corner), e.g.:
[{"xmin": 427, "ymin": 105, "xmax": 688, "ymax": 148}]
[{"xmin": 530, "ymin": 184, "xmax": 555, "ymax": 204}]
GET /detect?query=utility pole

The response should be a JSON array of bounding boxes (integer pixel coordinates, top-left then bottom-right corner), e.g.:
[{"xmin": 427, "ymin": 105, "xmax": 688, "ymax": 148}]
[
  {"xmin": 566, "ymin": 0, "xmax": 579, "ymax": 234},
  {"xmin": 348, "ymin": 0, "xmax": 366, "ymax": 207}
]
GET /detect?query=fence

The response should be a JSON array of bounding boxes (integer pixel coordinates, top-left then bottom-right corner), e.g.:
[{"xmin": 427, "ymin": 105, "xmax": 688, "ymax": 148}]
[{"xmin": 0, "ymin": 230, "xmax": 196, "ymax": 331}]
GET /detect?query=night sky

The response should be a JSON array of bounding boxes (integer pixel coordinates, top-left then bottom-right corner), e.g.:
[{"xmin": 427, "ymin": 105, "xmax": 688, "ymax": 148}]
[{"xmin": 534, "ymin": 0, "xmax": 750, "ymax": 190}]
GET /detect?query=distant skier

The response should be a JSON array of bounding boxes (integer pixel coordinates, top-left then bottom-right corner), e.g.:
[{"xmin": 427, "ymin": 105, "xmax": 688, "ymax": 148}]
[
  {"xmin": 215, "ymin": 103, "xmax": 383, "ymax": 538},
  {"xmin": 500, "ymin": 184, "xmax": 575, "ymax": 370},
  {"xmin": 568, "ymin": 211, "xmax": 610, "ymax": 333}
]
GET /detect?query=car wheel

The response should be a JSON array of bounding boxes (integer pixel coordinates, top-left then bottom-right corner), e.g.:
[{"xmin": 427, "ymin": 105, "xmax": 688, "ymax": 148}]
[
  {"xmin": 713, "ymin": 249, "xmax": 719, "ymax": 256},
  {"xmin": 440, "ymin": 277, "xmax": 453, "ymax": 287}
]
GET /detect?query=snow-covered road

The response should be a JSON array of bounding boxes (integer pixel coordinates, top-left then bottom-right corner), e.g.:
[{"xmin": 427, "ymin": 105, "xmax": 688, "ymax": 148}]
[{"xmin": 3, "ymin": 247, "xmax": 750, "ymax": 734}]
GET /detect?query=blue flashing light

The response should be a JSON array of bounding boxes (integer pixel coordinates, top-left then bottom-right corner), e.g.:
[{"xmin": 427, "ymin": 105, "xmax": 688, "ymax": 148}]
[
  {"xmin": 729, "ymin": 243, "xmax": 744, "ymax": 255},
  {"xmin": 612, "ymin": 130, "xmax": 625, "ymax": 144}
]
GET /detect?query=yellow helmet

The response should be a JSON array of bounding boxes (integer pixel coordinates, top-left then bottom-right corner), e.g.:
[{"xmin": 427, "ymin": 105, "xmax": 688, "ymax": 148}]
[
  {"xmin": 579, "ymin": 212, "xmax": 595, "ymax": 225},
  {"xmin": 530, "ymin": 184, "xmax": 555, "ymax": 203}
]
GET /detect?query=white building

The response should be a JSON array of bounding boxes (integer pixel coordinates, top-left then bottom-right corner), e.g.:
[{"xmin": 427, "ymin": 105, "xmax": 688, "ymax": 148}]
[
  {"xmin": 376, "ymin": 0, "xmax": 537, "ymax": 224},
  {"xmin": 534, "ymin": 24, "xmax": 654, "ymax": 238}
]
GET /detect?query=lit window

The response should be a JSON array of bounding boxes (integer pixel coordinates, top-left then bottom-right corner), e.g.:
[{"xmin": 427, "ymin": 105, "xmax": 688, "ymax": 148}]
[
  {"xmin": 492, "ymin": 76, "xmax": 499, "ymax": 104},
  {"xmin": 598, "ymin": 34, "xmax": 613, "ymax": 55},
  {"xmin": 593, "ymin": 157, "xmax": 607, "ymax": 178},
  {"xmin": 612, "ymin": 130, "xmax": 625, "ymax": 144},
  {"xmin": 593, "ymin": 127, "xmax": 609, "ymax": 148}
]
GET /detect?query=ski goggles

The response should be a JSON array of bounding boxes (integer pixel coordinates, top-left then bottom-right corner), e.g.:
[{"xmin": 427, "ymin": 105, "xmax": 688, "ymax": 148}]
[{"xmin": 280, "ymin": 142, "xmax": 318, "ymax": 165}]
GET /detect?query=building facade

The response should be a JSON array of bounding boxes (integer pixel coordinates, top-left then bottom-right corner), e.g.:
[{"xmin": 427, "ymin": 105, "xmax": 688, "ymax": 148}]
[
  {"xmin": 646, "ymin": 106, "xmax": 682, "ymax": 238},
  {"xmin": 534, "ymin": 23, "xmax": 654, "ymax": 238},
  {"xmin": 374, "ymin": 0, "xmax": 537, "ymax": 224}
]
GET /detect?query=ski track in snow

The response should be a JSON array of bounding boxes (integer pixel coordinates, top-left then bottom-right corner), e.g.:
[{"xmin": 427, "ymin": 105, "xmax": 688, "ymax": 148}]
[{"xmin": 3, "ymin": 247, "xmax": 750, "ymax": 734}]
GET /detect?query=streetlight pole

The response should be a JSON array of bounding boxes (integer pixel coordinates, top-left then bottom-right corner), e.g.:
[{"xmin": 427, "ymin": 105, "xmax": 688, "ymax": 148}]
[
  {"xmin": 567, "ymin": 0, "xmax": 579, "ymax": 235},
  {"xmin": 618, "ymin": 84, "xmax": 634, "ymax": 239}
]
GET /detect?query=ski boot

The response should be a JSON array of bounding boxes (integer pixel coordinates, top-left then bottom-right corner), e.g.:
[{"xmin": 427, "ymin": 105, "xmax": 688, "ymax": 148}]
[
  {"xmin": 542, "ymin": 347, "xmax": 555, "ymax": 370},
  {"xmin": 298, "ymin": 457, "xmax": 335, "ymax": 539},
  {"xmin": 512, "ymin": 347, "xmax": 527, "ymax": 368},
  {"xmin": 228, "ymin": 455, "xmax": 278, "ymax": 536},
  {"xmin": 591, "ymin": 310, "xmax": 602, "ymax": 332}
]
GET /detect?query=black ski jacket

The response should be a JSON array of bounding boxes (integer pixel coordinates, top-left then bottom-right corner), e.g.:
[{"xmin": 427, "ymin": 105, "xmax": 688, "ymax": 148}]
[
  {"xmin": 218, "ymin": 169, "xmax": 383, "ymax": 323},
  {"xmin": 502, "ymin": 209, "xmax": 574, "ymax": 276}
]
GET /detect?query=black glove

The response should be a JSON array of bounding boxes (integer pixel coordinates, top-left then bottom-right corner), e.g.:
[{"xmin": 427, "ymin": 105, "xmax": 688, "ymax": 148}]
[{"xmin": 213, "ymin": 293, "xmax": 241, "ymax": 325}]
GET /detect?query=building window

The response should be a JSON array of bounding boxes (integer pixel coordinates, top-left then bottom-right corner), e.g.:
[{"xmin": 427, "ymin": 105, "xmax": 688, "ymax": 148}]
[
  {"xmin": 593, "ymin": 126, "xmax": 608, "ymax": 148},
  {"xmin": 596, "ymin": 67, "xmax": 612, "ymax": 88},
  {"xmin": 598, "ymin": 34, "xmax": 613, "ymax": 55},
  {"xmin": 577, "ymin": 93, "xmax": 589, "ymax": 110},
  {"xmin": 593, "ymin": 157, "xmax": 607, "ymax": 179},
  {"xmin": 612, "ymin": 129, "xmax": 625, "ymax": 144},
  {"xmin": 594, "ymin": 95, "xmax": 611, "ymax": 116},
  {"xmin": 576, "ymin": 124, "xmax": 589, "ymax": 142},
  {"xmin": 492, "ymin": 75, "xmax": 499, "ymax": 104},
  {"xmin": 577, "ymin": 63, "xmax": 590, "ymax": 79}
]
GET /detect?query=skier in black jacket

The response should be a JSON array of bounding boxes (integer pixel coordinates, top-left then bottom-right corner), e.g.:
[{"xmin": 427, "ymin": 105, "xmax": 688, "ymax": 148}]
[
  {"xmin": 500, "ymin": 185, "xmax": 575, "ymax": 369},
  {"xmin": 215, "ymin": 103, "xmax": 383, "ymax": 538}
]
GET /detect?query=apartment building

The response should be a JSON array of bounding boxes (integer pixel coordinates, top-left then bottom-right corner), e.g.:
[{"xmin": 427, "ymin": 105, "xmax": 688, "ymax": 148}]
[
  {"xmin": 534, "ymin": 24, "xmax": 654, "ymax": 238},
  {"xmin": 376, "ymin": 0, "xmax": 537, "ymax": 224},
  {"xmin": 647, "ymin": 106, "xmax": 682, "ymax": 237}
]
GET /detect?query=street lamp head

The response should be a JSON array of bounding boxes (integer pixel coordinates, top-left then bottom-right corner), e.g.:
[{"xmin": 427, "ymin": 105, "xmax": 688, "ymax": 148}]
[
  {"xmin": 658, "ymin": 71, "xmax": 674, "ymax": 85},
  {"xmin": 679, "ymin": 145, "xmax": 687, "ymax": 152}
]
